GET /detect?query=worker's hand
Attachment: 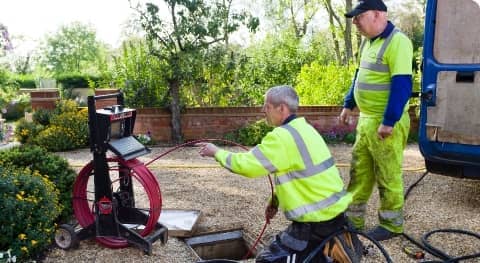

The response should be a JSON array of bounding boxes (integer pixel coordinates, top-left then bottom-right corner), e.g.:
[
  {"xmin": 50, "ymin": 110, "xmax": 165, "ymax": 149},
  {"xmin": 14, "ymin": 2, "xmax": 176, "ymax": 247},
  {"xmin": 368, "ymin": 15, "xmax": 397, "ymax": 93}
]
[
  {"xmin": 197, "ymin": 143, "xmax": 219, "ymax": 157},
  {"xmin": 377, "ymin": 124, "xmax": 393, "ymax": 140},
  {"xmin": 339, "ymin": 108, "xmax": 353, "ymax": 125},
  {"xmin": 265, "ymin": 203, "xmax": 278, "ymax": 223},
  {"xmin": 265, "ymin": 195, "xmax": 279, "ymax": 223}
]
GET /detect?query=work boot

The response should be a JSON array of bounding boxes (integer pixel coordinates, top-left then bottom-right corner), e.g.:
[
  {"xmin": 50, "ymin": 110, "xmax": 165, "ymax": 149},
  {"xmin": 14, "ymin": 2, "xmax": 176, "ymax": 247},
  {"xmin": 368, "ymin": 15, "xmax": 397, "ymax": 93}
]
[{"xmin": 366, "ymin": 226, "xmax": 400, "ymax": 241}]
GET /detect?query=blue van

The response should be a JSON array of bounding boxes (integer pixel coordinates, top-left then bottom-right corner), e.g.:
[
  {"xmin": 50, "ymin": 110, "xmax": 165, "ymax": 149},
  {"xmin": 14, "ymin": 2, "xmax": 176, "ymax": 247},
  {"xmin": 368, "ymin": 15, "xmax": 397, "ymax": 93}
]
[{"xmin": 419, "ymin": 0, "xmax": 480, "ymax": 179}]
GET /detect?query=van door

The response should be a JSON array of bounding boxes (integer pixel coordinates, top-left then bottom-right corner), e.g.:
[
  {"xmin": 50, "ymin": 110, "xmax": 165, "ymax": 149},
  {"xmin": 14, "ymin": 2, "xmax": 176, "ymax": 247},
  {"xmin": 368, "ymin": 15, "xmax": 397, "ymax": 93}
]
[{"xmin": 419, "ymin": 0, "xmax": 480, "ymax": 178}]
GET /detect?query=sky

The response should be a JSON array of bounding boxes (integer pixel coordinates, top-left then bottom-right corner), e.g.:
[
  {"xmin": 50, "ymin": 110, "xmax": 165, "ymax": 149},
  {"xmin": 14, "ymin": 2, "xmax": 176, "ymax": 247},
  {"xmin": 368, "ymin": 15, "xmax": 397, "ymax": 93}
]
[
  {"xmin": 0, "ymin": 0, "xmax": 407, "ymax": 54},
  {"xmin": 0, "ymin": 0, "xmax": 143, "ymax": 49}
]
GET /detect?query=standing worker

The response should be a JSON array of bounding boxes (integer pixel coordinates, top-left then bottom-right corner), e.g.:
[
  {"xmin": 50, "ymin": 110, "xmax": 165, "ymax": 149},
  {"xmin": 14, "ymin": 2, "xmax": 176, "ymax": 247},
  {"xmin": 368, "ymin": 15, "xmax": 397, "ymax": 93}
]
[
  {"xmin": 199, "ymin": 85, "xmax": 361, "ymax": 262},
  {"xmin": 340, "ymin": 0, "xmax": 413, "ymax": 241}
]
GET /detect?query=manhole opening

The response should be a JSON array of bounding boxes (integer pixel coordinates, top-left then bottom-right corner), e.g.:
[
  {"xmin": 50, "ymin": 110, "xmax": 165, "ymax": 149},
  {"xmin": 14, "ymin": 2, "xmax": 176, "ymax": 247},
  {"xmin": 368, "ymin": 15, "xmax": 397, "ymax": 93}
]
[{"xmin": 186, "ymin": 229, "xmax": 261, "ymax": 261}]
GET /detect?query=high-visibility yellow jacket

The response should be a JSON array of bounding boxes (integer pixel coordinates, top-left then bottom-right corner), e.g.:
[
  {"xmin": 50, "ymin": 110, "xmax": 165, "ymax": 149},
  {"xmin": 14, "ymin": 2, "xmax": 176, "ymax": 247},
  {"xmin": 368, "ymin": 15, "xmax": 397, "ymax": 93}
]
[
  {"xmin": 214, "ymin": 117, "xmax": 352, "ymax": 222},
  {"xmin": 354, "ymin": 28, "xmax": 413, "ymax": 117}
]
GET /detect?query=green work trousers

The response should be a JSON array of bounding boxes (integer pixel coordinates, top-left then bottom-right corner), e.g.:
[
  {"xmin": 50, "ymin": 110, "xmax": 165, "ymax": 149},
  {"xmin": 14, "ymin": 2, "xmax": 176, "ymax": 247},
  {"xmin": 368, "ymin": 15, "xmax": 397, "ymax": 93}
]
[{"xmin": 346, "ymin": 113, "xmax": 410, "ymax": 233}]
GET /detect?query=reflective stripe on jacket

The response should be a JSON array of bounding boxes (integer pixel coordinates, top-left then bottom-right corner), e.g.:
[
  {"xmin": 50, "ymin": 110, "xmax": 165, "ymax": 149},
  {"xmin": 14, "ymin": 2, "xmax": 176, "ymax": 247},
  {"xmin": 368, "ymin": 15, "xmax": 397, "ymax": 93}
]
[
  {"xmin": 354, "ymin": 28, "xmax": 412, "ymax": 117},
  {"xmin": 214, "ymin": 117, "xmax": 352, "ymax": 222}
]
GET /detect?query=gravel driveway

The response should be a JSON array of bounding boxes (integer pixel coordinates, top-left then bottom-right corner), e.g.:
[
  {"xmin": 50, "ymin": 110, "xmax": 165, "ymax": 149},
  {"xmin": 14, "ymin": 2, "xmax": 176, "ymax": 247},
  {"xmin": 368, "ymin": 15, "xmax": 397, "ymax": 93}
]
[{"xmin": 45, "ymin": 144, "xmax": 480, "ymax": 263}]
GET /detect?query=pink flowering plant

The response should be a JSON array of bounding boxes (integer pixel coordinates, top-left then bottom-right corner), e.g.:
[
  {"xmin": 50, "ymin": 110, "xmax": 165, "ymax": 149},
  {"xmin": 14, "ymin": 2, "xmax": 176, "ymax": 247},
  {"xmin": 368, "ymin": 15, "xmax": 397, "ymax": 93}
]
[{"xmin": 318, "ymin": 124, "xmax": 356, "ymax": 144}]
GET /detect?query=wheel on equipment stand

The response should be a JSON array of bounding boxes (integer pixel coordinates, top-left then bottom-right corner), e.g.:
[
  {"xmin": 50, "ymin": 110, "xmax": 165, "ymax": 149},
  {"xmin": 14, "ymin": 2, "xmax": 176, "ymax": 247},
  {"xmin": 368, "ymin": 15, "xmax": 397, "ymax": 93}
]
[
  {"xmin": 55, "ymin": 224, "xmax": 79, "ymax": 249},
  {"xmin": 73, "ymin": 157, "xmax": 162, "ymax": 248}
]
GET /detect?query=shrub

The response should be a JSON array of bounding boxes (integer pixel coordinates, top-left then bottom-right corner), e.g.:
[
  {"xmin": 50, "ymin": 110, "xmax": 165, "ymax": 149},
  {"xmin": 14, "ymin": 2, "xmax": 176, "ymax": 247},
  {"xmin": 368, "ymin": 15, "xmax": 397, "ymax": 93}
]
[
  {"xmin": 0, "ymin": 146, "xmax": 76, "ymax": 222},
  {"xmin": 296, "ymin": 62, "xmax": 357, "ymax": 105},
  {"xmin": 32, "ymin": 108, "xmax": 53, "ymax": 126},
  {"xmin": 14, "ymin": 100, "xmax": 89, "ymax": 152},
  {"xmin": 319, "ymin": 125, "xmax": 356, "ymax": 145},
  {"xmin": 34, "ymin": 108, "xmax": 89, "ymax": 151},
  {"xmin": 225, "ymin": 119, "xmax": 274, "ymax": 146},
  {"xmin": 0, "ymin": 165, "xmax": 61, "ymax": 261},
  {"xmin": 2, "ymin": 94, "xmax": 31, "ymax": 121},
  {"xmin": 14, "ymin": 119, "xmax": 43, "ymax": 144},
  {"xmin": 0, "ymin": 90, "xmax": 30, "ymax": 121},
  {"xmin": 12, "ymin": 74, "xmax": 36, "ymax": 89},
  {"xmin": 56, "ymin": 73, "xmax": 101, "ymax": 89},
  {"xmin": 136, "ymin": 132, "xmax": 154, "ymax": 146},
  {"xmin": 53, "ymin": 99, "xmax": 79, "ymax": 115}
]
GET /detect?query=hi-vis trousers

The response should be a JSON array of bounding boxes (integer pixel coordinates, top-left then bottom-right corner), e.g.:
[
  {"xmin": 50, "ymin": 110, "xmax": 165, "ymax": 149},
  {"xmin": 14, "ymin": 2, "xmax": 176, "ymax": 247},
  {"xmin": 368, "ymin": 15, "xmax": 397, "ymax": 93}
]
[{"xmin": 346, "ymin": 113, "xmax": 410, "ymax": 233}]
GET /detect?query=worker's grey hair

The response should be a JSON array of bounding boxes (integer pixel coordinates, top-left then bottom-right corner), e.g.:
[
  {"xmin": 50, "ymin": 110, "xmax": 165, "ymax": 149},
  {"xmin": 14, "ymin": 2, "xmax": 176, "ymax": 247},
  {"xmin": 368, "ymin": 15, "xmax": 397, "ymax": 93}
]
[{"xmin": 265, "ymin": 85, "xmax": 299, "ymax": 113}]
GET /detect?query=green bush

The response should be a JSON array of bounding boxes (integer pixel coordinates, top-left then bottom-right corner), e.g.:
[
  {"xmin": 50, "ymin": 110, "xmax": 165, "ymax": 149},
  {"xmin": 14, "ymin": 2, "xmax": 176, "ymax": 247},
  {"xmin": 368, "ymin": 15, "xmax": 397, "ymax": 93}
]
[
  {"xmin": 32, "ymin": 108, "xmax": 53, "ymax": 126},
  {"xmin": 56, "ymin": 73, "xmax": 101, "ymax": 101},
  {"xmin": 3, "ymin": 93, "xmax": 31, "ymax": 121},
  {"xmin": 296, "ymin": 62, "xmax": 357, "ymax": 105},
  {"xmin": 225, "ymin": 119, "xmax": 274, "ymax": 146},
  {"xmin": 56, "ymin": 73, "xmax": 101, "ymax": 89},
  {"xmin": 12, "ymin": 74, "xmax": 36, "ymax": 89},
  {"xmin": 0, "ymin": 145, "xmax": 76, "ymax": 222},
  {"xmin": 14, "ymin": 119, "xmax": 43, "ymax": 144},
  {"xmin": 319, "ymin": 125, "xmax": 357, "ymax": 145},
  {"xmin": 34, "ymin": 108, "xmax": 89, "ymax": 152},
  {"xmin": 0, "ymin": 165, "xmax": 61, "ymax": 261},
  {"xmin": 0, "ymin": 79, "xmax": 28, "ymax": 121},
  {"xmin": 14, "ymin": 100, "xmax": 89, "ymax": 152},
  {"xmin": 53, "ymin": 99, "xmax": 79, "ymax": 115},
  {"xmin": 135, "ymin": 133, "xmax": 154, "ymax": 146}
]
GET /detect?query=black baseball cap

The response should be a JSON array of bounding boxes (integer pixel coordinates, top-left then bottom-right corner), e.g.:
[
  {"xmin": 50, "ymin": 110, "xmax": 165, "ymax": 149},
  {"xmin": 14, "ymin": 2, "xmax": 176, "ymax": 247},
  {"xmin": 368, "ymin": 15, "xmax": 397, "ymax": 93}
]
[{"xmin": 345, "ymin": 0, "xmax": 387, "ymax": 18}]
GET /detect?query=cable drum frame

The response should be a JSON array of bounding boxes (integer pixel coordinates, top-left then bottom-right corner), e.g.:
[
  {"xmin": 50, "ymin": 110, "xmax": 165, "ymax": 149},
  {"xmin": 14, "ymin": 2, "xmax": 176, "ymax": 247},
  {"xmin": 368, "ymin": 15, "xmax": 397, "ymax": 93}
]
[
  {"xmin": 73, "ymin": 157, "xmax": 164, "ymax": 249},
  {"xmin": 55, "ymin": 92, "xmax": 168, "ymax": 254}
]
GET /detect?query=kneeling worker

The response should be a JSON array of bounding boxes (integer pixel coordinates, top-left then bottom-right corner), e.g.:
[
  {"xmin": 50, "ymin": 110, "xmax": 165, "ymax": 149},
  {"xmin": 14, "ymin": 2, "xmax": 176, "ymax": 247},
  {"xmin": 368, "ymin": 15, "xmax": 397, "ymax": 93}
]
[{"xmin": 198, "ymin": 85, "xmax": 361, "ymax": 262}]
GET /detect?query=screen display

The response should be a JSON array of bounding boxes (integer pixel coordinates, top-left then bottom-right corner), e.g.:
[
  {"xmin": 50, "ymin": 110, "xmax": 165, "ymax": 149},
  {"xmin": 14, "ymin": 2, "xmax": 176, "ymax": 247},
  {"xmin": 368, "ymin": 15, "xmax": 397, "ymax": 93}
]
[{"xmin": 110, "ymin": 121, "xmax": 124, "ymax": 139}]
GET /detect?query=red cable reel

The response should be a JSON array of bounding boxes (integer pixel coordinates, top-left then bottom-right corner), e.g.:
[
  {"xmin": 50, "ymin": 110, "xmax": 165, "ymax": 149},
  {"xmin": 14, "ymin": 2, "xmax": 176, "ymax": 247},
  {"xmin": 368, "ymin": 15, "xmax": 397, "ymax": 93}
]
[{"xmin": 73, "ymin": 157, "xmax": 162, "ymax": 248}]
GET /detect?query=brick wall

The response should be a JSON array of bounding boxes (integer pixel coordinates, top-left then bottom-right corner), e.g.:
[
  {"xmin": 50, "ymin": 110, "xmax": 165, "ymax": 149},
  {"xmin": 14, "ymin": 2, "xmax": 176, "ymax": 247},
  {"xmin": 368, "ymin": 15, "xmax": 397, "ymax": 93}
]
[
  {"xmin": 29, "ymin": 89, "xmax": 419, "ymax": 143},
  {"xmin": 134, "ymin": 106, "xmax": 418, "ymax": 143}
]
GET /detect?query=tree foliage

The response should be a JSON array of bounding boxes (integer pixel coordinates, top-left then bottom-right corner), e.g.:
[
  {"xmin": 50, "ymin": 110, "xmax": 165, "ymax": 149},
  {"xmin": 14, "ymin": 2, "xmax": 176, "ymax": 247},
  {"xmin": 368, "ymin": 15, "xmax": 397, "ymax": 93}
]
[
  {"xmin": 390, "ymin": 0, "xmax": 425, "ymax": 52},
  {"xmin": 231, "ymin": 31, "xmax": 309, "ymax": 105},
  {"xmin": 262, "ymin": 0, "xmax": 320, "ymax": 38},
  {"xmin": 133, "ymin": 0, "xmax": 258, "ymax": 142},
  {"xmin": 111, "ymin": 39, "xmax": 168, "ymax": 108},
  {"xmin": 0, "ymin": 24, "xmax": 12, "ymax": 87},
  {"xmin": 296, "ymin": 61, "xmax": 356, "ymax": 105},
  {"xmin": 37, "ymin": 22, "xmax": 104, "ymax": 76}
]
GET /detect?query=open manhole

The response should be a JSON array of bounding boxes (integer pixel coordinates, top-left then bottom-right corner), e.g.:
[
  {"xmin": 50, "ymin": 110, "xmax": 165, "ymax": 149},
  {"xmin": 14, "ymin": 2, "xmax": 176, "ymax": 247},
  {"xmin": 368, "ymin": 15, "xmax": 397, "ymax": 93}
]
[{"xmin": 185, "ymin": 228, "xmax": 262, "ymax": 262}]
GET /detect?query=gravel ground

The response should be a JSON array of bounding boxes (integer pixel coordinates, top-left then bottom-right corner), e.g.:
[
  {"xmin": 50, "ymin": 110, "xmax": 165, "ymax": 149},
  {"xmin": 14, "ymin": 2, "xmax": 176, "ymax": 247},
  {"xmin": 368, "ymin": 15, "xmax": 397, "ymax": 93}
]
[{"xmin": 45, "ymin": 144, "xmax": 480, "ymax": 263}]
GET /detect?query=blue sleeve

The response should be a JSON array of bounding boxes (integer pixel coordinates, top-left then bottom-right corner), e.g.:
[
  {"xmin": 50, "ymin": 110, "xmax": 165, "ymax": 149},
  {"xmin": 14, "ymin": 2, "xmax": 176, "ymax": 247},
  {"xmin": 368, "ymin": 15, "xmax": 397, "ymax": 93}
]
[
  {"xmin": 383, "ymin": 75, "xmax": 412, "ymax": 126},
  {"xmin": 343, "ymin": 69, "xmax": 358, "ymax": 109}
]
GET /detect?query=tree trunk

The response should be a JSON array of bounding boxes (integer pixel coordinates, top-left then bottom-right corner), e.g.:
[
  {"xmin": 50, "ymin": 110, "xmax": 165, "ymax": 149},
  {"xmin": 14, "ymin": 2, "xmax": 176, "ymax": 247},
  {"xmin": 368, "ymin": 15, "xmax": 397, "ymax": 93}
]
[
  {"xmin": 356, "ymin": 31, "xmax": 362, "ymax": 60},
  {"xmin": 324, "ymin": 0, "xmax": 341, "ymax": 64},
  {"xmin": 168, "ymin": 79, "xmax": 183, "ymax": 144},
  {"xmin": 344, "ymin": 0, "xmax": 353, "ymax": 63}
]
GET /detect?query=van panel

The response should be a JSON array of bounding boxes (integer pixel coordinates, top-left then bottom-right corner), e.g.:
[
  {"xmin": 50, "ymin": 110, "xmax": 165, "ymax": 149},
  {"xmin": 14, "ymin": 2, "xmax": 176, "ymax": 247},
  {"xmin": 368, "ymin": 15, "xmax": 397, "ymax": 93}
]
[{"xmin": 419, "ymin": 0, "xmax": 480, "ymax": 179}]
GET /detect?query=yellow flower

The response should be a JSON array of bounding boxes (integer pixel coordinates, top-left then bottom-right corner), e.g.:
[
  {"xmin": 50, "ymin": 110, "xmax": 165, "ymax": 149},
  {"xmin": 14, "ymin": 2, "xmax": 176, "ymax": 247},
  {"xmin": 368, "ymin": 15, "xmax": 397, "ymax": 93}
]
[
  {"xmin": 16, "ymin": 194, "xmax": 23, "ymax": 200},
  {"xmin": 21, "ymin": 246, "xmax": 28, "ymax": 252},
  {"xmin": 18, "ymin": 233, "xmax": 27, "ymax": 240},
  {"xmin": 31, "ymin": 240, "xmax": 38, "ymax": 246}
]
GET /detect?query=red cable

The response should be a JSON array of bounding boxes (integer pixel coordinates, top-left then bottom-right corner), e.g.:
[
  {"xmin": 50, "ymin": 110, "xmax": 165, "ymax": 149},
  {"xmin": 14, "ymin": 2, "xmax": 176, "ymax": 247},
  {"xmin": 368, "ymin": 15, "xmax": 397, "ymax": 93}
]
[
  {"xmin": 73, "ymin": 138, "xmax": 275, "ymax": 255},
  {"xmin": 73, "ymin": 157, "xmax": 162, "ymax": 248},
  {"xmin": 145, "ymin": 138, "xmax": 275, "ymax": 259}
]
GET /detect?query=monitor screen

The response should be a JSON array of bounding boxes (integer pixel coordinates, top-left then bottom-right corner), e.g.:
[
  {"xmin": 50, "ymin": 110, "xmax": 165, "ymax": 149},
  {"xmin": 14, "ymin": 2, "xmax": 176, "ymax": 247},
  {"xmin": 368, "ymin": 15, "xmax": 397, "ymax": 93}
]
[{"xmin": 110, "ymin": 121, "xmax": 124, "ymax": 139}]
